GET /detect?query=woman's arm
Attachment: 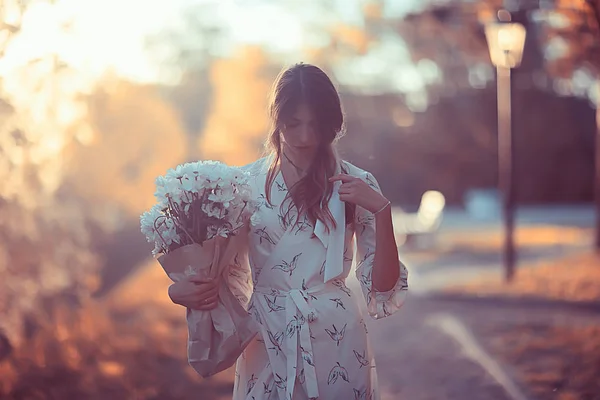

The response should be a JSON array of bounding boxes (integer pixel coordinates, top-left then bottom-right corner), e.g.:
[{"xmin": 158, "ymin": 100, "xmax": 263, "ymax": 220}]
[
  {"xmin": 371, "ymin": 204, "xmax": 401, "ymax": 292},
  {"xmin": 330, "ymin": 171, "xmax": 402, "ymax": 292},
  {"xmin": 338, "ymin": 170, "xmax": 408, "ymax": 319}
]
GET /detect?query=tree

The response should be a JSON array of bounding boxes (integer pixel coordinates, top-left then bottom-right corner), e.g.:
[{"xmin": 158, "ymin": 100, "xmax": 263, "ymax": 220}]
[
  {"xmin": 65, "ymin": 79, "xmax": 188, "ymax": 219},
  {"xmin": 197, "ymin": 46, "xmax": 279, "ymax": 165},
  {"xmin": 0, "ymin": 0, "xmax": 101, "ymax": 346}
]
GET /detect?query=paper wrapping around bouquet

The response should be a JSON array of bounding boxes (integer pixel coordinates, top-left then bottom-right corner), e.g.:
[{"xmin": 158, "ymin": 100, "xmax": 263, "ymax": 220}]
[{"xmin": 158, "ymin": 235, "xmax": 258, "ymax": 378}]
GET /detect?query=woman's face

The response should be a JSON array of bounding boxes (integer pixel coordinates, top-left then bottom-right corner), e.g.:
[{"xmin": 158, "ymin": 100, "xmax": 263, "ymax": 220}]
[{"xmin": 280, "ymin": 103, "xmax": 319, "ymax": 152}]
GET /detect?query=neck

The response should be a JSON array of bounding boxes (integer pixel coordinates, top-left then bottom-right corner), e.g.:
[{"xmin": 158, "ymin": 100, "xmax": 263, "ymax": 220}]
[{"xmin": 281, "ymin": 144, "xmax": 315, "ymax": 172}]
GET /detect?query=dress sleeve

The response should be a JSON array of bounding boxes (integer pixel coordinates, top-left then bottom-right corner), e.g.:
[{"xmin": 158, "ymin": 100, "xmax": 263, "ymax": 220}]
[
  {"xmin": 354, "ymin": 171, "xmax": 408, "ymax": 319},
  {"xmin": 224, "ymin": 228, "xmax": 253, "ymax": 310},
  {"xmin": 223, "ymin": 161, "xmax": 261, "ymax": 310}
]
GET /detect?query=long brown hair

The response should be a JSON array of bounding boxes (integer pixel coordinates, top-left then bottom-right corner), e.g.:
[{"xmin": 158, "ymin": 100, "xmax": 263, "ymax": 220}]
[{"xmin": 264, "ymin": 63, "xmax": 349, "ymax": 232}]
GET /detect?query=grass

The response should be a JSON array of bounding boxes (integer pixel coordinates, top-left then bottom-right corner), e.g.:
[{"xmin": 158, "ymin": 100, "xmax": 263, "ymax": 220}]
[
  {"xmin": 0, "ymin": 259, "xmax": 235, "ymax": 400},
  {"xmin": 476, "ymin": 321, "xmax": 600, "ymax": 400},
  {"xmin": 444, "ymin": 249, "xmax": 600, "ymax": 399},
  {"xmin": 445, "ymin": 252, "xmax": 600, "ymax": 303}
]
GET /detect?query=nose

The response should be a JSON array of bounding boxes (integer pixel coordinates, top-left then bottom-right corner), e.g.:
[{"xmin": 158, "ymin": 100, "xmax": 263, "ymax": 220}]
[{"xmin": 298, "ymin": 125, "xmax": 314, "ymax": 144}]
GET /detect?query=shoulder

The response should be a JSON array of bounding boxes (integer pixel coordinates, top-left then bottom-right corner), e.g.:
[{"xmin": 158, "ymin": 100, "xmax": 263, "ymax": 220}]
[
  {"xmin": 340, "ymin": 160, "xmax": 380, "ymax": 190},
  {"xmin": 240, "ymin": 156, "xmax": 271, "ymax": 177},
  {"xmin": 340, "ymin": 160, "xmax": 367, "ymax": 177}
]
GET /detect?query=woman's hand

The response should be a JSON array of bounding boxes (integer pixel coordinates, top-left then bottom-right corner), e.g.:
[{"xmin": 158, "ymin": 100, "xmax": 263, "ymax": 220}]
[
  {"xmin": 329, "ymin": 174, "xmax": 389, "ymax": 213},
  {"xmin": 168, "ymin": 277, "xmax": 220, "ymax": 311}
]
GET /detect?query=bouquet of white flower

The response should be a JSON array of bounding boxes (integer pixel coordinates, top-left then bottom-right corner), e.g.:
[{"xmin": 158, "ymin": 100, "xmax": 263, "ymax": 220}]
[{"xmin": 140, "ymin": 160, "xmax": 258, "ymax": 377}]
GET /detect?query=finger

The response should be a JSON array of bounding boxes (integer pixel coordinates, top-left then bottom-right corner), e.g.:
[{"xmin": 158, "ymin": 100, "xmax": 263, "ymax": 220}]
[
  {"xmin": 329, "ymin": 174, "xmax": 355, "ymax": 183},
  {"xmin": 192, "ymin": 279, "xmax": 221, "ymax": 292},
  {"xmin": 339, "ymin": 193, "xmax": 354, "ymax": 202},
  {"xmin": 203, "ymin": 292, "xmax": 220, "ymax": 304},
  {"xmin": 194, "ymin": 298, "xmax": 219, "ymax": 310},
  {"xmin": 195, "ymin": 284, "xmax": 219, "ymax": 301},
  {"xmin": 204, "ymin": 284, "xmax": 220, "ymax": 298},
  {"xmin": 170, "ymin": 281, "xmax": 204, "ymax": 301}
]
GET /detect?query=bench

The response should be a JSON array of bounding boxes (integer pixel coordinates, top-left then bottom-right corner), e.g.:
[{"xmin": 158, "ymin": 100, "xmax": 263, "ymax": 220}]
[{"xmin": 392, "ymin": 190, "xmax": 446, "ymax": 249}]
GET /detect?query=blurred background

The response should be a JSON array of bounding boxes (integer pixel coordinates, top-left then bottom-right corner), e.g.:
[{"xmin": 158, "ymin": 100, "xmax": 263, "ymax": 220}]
[{"xmin": 1, "ymin": 0, "xmax": 599, "ymax": 399}]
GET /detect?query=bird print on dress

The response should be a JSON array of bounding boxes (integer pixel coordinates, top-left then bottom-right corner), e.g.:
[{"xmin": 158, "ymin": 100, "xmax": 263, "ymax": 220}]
[
  {"xmin": 272, "ymin": 253, "xmax": 302, "ymax": 276},
  {"xmin": 257, "ymin": 193, "xmax": 275, "ymax": 210},
  {"xmin": 285, "ymin": 315, "xmax": 306, "ymax": 338},
  {"xmin": 248, "ymin": 302, "xmax": 263, "ymax": 325},
  {"xmin": 265, "ymin": 295, "xmax": 285, "ymax": 313},
  {"xmin": 298, "ymin": 368, "xmax": 306, "ymax": 384},
  {"xmin": 325, "ymin": 323, "xmax": 347, "ymax": 346},
  {"xmin": 300, "ymin": 345, "xmax": 315, "ymax": 366},
  {"xmin": 278, "ymin": 211, "xmax": 291, "ymax": 231},
  {"xmin": 254, "ymin": 227, "xmax": 276, "ymax": 245},
  {"xmin": 353, "ymin": 388, "xmax": 370, "ymax": 400},
  {"xmin": 301, "ymin": 279, "xmax": 318, "ymax": 301},
  {"xmin": 382, "ymin": 302, "xmax": 392, "ymax": 317},
  {"xmin": 263, "ymin": 382, "xmax": 272, "ymax": 395},
  {"xmin": 358, "ymin": 253, "xmax": 375, "ymax": 305},
  {"xmin": 365, "ymin": 174, "xmax": 378, "ymax": 189},
  {"xmin": 356, "ymin": 214, "xmax": 374, "ymax": 235},
  {"xmin": 294, "ymin": 214, "xmax": 312, "ymax": 234},
  {"xmin": 246, "ymin": 374, "xmax": 258, "ymax": 395},
  {"xmin": 357, "ymin": 250, "xmax": 375, "ymax": 271},
  {"xmin": 332, "ymin": 279, "xmax": 352, "ymax": 297},
  {"xmin": 343, "ymin": 246, "xmax": 354, "ymax": 263},
  {"xmin": 359, "ymin": 269, "xmax": 374, "ymax": 305},
  {"xmin": 274, "ymin": 373, "xmax": 287, "ymax": 390},
  {"xmin": 365, "ymin": 286, "xmax": 374, "ymax": 306},
  {"xmin": 353, "ymin": 349, "xmax": 370, "ymax": 368},
  {"xmin": 330, "ymin": 297, "xmax": 346, "ymax": 310},
  {"xmin": 327, "ymin": 361, "xmax": 349, "ymax": 385},
  {"xmin": 267, "ymin": 330, "xmax": 284, "ymax": 356},
  {"xmin": 359, "ymin": 318, "xmax": 369, "ymax": 334}
]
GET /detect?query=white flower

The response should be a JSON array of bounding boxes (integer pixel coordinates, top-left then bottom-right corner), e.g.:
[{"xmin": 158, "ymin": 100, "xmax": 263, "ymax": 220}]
[
  {"xmin": 180, "ymin": 175, "xmax": 196, "ymax": 193},
  {"xmin": 141, "ymin": 160, "xmax": 256, "ymax": 254},
  {"xmin": 208, "ymin": 185, "xmax": 236, "ymax": 207},
  {"xmin": 140, "ymin": 204, "xmax": 166, "ymax": 242},
  {"xmin": 207, "ymin": 225, "xmax": 230, "ymax": 239},
  {"xmin": 202, "ymin": 202, "xmax": 223, "ymax": 219},
  {"xmin": 250, "ymin": 212, "xmax": 261, "ymax": 227}
]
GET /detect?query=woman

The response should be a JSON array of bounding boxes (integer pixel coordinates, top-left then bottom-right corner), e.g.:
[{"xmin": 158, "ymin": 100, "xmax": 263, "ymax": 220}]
[{"xmin": 169, "ymin": 63, "xmax": 408, "ymax": 400}]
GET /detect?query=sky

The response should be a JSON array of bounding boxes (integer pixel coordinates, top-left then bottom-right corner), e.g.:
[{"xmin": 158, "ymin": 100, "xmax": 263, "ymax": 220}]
[
  {"xmin": 0, "ymin": 0, "xmax": 423, "ymax": 85},
  {"xmin": 0, "ymin": 0, "xmax": 184, "ymax": 83}
]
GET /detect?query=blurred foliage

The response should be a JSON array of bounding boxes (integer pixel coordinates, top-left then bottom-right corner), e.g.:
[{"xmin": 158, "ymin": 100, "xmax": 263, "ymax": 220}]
[
  {"xmin": 0, "ymin": 0, "xmax": 101, "ymax": 347},
  {"xmin": 0, "ymin": 1, "xmax": 188, "ymax": 350},
  {"xmin": 197, "ymin": 46, "xmax": 279, "ymax": 165},
  {"xmin": 64, "ymin": 78, "xmax": 188, "ymax": 217}
]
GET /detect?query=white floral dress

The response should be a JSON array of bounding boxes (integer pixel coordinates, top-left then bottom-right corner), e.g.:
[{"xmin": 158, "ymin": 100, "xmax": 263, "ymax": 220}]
[{"xmin": 225, "ymin": 157, "xmax": 408, "ymax": 400}]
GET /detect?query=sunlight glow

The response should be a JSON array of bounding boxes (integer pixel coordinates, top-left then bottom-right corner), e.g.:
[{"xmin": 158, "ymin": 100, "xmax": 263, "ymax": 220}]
[
  {"xmin": 0, "ymin": 0, "xmax": 183, "ymax": 83},
  {"xmin": 1, "ymin": 0, "xmax": 426, "ymax": 87}
]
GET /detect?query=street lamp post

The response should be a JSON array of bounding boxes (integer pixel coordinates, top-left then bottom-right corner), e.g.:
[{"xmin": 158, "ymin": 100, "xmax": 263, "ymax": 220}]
[{"xmin": 485, "ymin": 11, "xmax": 526, "ymax": 283}]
